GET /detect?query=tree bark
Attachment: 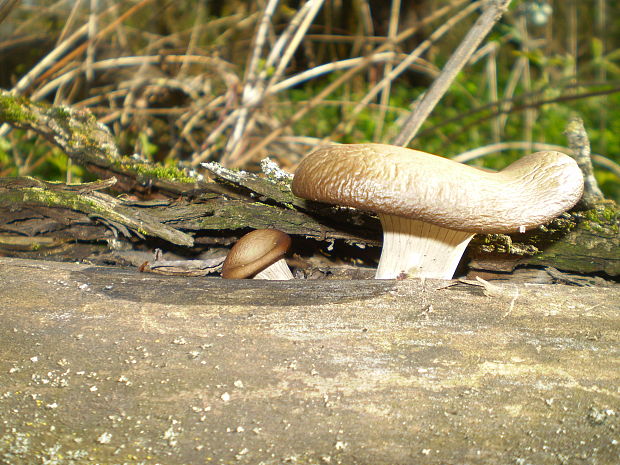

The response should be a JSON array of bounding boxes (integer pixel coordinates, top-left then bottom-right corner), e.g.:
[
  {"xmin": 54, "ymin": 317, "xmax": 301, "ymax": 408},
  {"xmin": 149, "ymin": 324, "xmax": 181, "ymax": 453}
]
[
  {"xmin": 1, "ymin": 171, "xmax": 617, "ymax": 276},
  {"xmin": 0, "ymin": 90, "xmax": 618, "ymax": 278}
]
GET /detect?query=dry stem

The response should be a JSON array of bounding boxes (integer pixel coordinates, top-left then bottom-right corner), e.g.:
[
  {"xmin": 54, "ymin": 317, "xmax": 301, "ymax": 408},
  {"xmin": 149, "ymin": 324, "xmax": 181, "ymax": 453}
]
[{"xmin": 392, "ymin": 0, "xmax": 513, "ymax": 147}]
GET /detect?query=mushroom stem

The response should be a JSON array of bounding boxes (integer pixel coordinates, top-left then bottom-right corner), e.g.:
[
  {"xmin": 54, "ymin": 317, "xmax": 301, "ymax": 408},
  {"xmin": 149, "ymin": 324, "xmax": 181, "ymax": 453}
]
[
  {"xmin": 253, "ymin": 258, "xmax": 294, "ymax": 280},
  {"xmin": 376, "ymin": 214, "xmax": 474, "ymax": 280}
]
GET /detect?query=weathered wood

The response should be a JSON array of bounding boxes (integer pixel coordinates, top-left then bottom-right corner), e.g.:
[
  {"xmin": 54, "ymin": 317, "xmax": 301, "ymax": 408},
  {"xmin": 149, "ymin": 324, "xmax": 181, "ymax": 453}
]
[
  {"xmin": 0, "ymin": 257, "xmax": 618, "ymax": 464},
  {"xmin": 0, "ymin": 90, "xmax": 199, "ymax": 196},
  {"xmin": 564, "ymin": 116, "xmax": 605, "ymax": 208},
  {"xmin": 0, "ymin": 176, "xmax": 381, "ymax": 254},
  {"xmin": 1, "ymin": 173, "xmax": 618, "ymax": 276},
  {"xmin": 0, "ymin": 176, "xmax": 194, "ymax": 246},
  {"xmin": 1, "ymin": 91, "xmax": 617, "ymax": 277}
]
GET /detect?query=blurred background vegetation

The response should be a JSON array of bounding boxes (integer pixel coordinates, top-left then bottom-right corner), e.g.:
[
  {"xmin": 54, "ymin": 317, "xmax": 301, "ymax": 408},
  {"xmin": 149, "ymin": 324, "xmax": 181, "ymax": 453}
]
[{"xmin": 0, "ymin": 0, "xmax": 619, "ymax": 200}]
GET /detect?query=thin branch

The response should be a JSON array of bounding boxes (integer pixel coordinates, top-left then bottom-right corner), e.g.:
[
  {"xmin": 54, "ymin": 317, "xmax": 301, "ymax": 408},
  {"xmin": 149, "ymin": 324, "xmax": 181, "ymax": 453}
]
[
  {"xmin": 56, "ymin": 0, "xmax": 83, "ymax": 44},
  {"xmin": 373, "ymin": 0, "xmax": 401, "ymax": 141},
  {"xmin": 223, "ymin": 0, "xmax": 279, "ymax": 161},
  {"xmin": 485, "ymin": 44, "xmax": 500, "ymax": 142},
  {"xmin": 451, "ymin": 141, "xmax": 620, "ymax": 178},
  {"xmin": 417, "ymin": 84, "xmax": 620, "ymax": 141},
  {"xmin": 516, "ymin": 13, "xmax": 534, "ymax": 152},
  {"xmin": 267, "ymin": 0, "xmax": 324, "ymax": 83},
  {"xmin": 86, "ymin": 0, "xmax": 98, "ymax": 82},
  {"xmin": 0, "ymin": 0, "xmax": 20, "ymax": 24},
  {"xmin": 268, "ymin": 52, "xmax": 399, "ymax": 94},
  {"xmin": 0, "ymin": 23, "xmax": 87, "ymax": 121},
  {"xmin": 31, "ymin": 55, "xmax": 234, "ymax": 100},
  {"xmin": 223, "ymin": 0, "xmax": 324, "ymax": 166},
  {"xmin": 245, "ymin": 0, "xmax": 280, "ymax": 85},
  {"xmin": 0, "ymin": 29, "xmax": 90, "ymax": 139},
  {"xmin": 233, "ymin": 0, "xmax": 470, "ymax": 167},
  {"xmin": 179, "ymin": 0, "xmax": 206, "ymax": 76},
  {"xmin": 33, "ymin": 0, "xmax": 156, "ymax": 87},
  {"xmin": 330, "ymin": 1, "xmax": 480, "ymax": 140},
  {"xmin": 392, "ymin": 0, "xmax": 512, "ymax": 147},
  {"xmin": 498, "ymin": 54, "xmax": 525, "ymax": 131}
]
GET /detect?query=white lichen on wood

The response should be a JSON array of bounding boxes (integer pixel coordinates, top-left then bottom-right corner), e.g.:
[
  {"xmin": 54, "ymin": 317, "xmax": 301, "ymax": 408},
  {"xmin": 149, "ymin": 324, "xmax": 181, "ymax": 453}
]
[{"xmin": 260, "ymin": 157, "xmax": 293, "ymax": 185}]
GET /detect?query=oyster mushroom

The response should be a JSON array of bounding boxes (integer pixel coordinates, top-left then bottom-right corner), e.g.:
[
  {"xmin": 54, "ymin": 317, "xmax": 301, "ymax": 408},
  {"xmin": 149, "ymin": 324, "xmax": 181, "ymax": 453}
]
[{"xmin": 291, "ymin": 143, "xmax": 584, "ymax": 279}]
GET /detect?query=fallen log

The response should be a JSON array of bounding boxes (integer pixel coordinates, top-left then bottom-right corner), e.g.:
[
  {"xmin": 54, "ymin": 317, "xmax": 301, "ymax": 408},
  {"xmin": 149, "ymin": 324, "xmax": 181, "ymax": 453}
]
[
  {"xmin": 0, "ymin": 90, "xmax": 618, "ymax": 278},
  {"xmin": 1, "ymin": 170, "xmax": 617, "ymax": 277},
  {"xmin": 0, "ymin": 257, "xmax": 618, "ymax": 464}
]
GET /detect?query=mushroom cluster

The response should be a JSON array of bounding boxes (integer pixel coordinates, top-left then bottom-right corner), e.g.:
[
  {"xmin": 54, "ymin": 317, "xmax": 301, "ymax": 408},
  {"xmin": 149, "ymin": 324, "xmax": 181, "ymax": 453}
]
[{"xmin": 292, "ymin": 143, "xmax": 584, "ymax": 279}]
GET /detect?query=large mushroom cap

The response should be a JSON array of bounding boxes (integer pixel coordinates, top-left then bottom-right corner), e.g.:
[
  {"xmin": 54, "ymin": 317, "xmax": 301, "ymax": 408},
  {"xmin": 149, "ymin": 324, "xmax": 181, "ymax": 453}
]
[
  {"xmin": 222, "ymin": 229, "xmax": 292, "ymax": 279},
  {"xmin": 292, "ymin": 143, "xmax": 584, "ymax": 233}
]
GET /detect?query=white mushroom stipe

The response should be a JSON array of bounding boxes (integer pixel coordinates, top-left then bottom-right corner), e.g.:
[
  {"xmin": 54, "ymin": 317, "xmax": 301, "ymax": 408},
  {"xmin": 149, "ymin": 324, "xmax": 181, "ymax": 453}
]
[
  {"xmin": 376, "ymin": 214, "xmax": 474, "ymax": 280},
  {"xmin": 254, "ymin": 258, "xmax": 295, "ymax": 280}
]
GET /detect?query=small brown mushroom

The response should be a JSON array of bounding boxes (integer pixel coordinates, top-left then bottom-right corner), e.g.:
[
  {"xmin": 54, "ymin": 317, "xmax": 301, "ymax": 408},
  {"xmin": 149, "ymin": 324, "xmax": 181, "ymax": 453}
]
[
  {"xmin": 292, "ymin": 143, "xmax": 584, "ymax": 280},
  {"xmin": 222, "ymin": 229, "xmax": 293, "ymax": 280}
]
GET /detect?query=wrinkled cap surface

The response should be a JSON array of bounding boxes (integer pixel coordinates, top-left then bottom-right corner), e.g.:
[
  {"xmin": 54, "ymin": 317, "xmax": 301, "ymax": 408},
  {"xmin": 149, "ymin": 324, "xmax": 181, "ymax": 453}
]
[
  {"xmin": 291, "ymin": 143, "xmax": 584, "ymax": 233},
  {"xmin": 222, "ymin": 229, "xmax": 291, "ymax": 279}
]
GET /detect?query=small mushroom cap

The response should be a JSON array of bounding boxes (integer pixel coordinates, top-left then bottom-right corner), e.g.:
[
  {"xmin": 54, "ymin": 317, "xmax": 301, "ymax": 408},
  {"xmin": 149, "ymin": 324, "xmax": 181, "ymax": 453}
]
[
  {"xmin": 222, "ymin": 229, "xmax": 292, "ymax": 279},
  {"xmin": 292, "ymin": 143, "xmax": 584, "ymax": 233}
]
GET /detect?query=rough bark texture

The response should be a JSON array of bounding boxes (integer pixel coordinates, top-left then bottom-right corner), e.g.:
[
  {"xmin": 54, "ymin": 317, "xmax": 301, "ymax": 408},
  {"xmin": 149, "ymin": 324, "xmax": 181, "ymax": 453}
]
[
  {"xmin": 0, "ymin": 89, "xmax": 199, "ymax": 196},
  {"xmin": 0, "ymin": 176, "xmax": 195, "ymax": 246},
  {"xmin": 1, "ymin": 173, "xmax": 617, "ymax": 276},
  {"xmin": 564, "ymin": 116, "xmax": 605, "ymax": 208},
  {"xmin": 0, "ymin": 257, "xmax": 618, "ymax": 465},
  {"xmin": 0, "ymin": 90, "xmax": 618, "ymax": 278}
]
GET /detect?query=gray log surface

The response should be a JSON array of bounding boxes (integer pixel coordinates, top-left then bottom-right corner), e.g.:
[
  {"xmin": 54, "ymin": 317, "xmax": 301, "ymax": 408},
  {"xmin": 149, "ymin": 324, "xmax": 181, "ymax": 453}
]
[{"xmin": 1, "ymin": 257, "xmax": 619, "ymax": 465}]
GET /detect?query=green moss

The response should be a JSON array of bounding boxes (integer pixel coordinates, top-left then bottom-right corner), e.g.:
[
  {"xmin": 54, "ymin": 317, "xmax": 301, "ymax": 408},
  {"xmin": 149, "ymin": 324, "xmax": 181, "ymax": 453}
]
[
  {"xmin": 0, "ymin": 94, "xmax": 36, "ymax": 123},
  {"xmin": 471, "ymin": 210, "xmax": 589, "ymax": 257},
  {"xmin": 592, "ymin": 204, "xmax": 618, "ymax": 223},
  {"xmin": 573, "ymin": 203, "xmax": 619, "ymax": 233},
  {"xmin": 602, "ymin": 208, "xmax": 615, "ymax": 222},
  {"xmin": 135, "ymin": 164, "xmax": 195, "ymax": 183},
  {"xmin": 583, "ymin": 210, "xmax": 598, "ymax": 222},
  {"xmin": 114, "ymin": 158, "xmax": 195, "ymax": 184},
  {"xmin": 51, "ymin": 106, "xmax": 71, "ymax": 121},
  {"xmin": 0, "ymin": 187, "xmax": 109, "ymax": 218}
]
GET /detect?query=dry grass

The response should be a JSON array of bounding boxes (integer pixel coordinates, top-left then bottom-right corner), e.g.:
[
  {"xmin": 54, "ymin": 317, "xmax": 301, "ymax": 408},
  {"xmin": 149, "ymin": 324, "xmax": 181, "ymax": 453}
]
[{"xmin": 0, "ymin": 0, "xmax": 619, "ymax": 193}]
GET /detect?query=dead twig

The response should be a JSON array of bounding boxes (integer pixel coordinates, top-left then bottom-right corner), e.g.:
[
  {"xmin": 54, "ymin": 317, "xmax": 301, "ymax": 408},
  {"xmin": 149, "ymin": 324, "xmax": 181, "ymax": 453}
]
[
  {"xmin": 415, "ymin": 83, "xmax": 620, "ymax": 143},
  {"xmin": 372, "ymin": 0, "xmax": 401, "ymax": 141},
  {"xmin": 0, "ymin": 0, "xmax": 19, "ymax": 24},
  {"xmin": 139, "ymin": 258, "xmax": 224, "ymax": 276},
  {"xmin": 544, "ymin": 267, "xmax": 590, "ymax": 287},
  {"xmin": 392, "ymin": 0, "xmax": 512, "ymax": 147},
  {"xmin": 331, "ymin": 1, "xmax": 480, "ymax": 140},
  {"xmin": 451, "ymin": 142, "xmax": 620, "ymax": 178},
  {"xmin": 230, "ymin": 0, "xmax": 471, "ymax": 167},
  {"xmin": 0, "ymin": 176, "xmax": 194, "ymax": 246}
]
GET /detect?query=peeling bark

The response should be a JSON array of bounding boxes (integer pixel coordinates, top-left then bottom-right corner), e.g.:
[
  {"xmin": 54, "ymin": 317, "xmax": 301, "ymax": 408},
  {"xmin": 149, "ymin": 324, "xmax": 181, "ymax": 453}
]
[{"xmin": 0, "ymin": 91, "xmax": 618, "ymax": 278}]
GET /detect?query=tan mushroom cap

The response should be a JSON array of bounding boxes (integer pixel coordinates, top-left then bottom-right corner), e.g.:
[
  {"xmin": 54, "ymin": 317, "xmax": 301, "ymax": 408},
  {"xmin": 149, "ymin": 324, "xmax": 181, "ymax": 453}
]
[
  {"xmin": 222, "ymin": 229, "xmax": 292, "ymax": 279},
  {"xmin": 292, "ymin": 143, "xmax": 584, "ymax": 234}
]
